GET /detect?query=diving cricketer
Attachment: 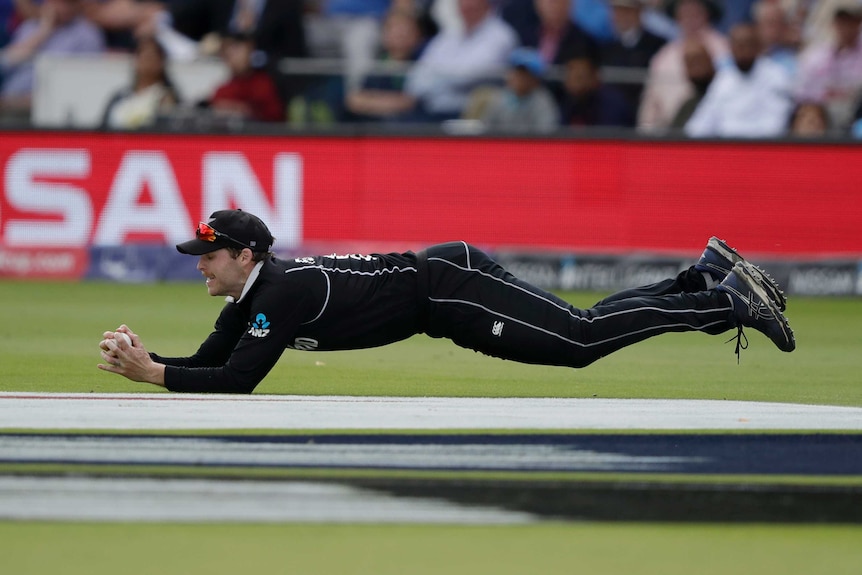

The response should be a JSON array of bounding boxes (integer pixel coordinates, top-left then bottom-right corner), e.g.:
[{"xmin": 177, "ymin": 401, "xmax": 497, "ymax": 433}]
[{"xmin": 99, "ymin": 209, "xmax": 794, "ymax": 393}]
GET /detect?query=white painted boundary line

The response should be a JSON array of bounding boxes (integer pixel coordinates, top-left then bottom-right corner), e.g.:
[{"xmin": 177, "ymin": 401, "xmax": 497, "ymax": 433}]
[
  {"xmin": 0, "ymin": 476, "xmax": 535, "ymax": 524},
  {"xmin": 2, "ymin": 392, "xmax": 861, "ymax": 430}
]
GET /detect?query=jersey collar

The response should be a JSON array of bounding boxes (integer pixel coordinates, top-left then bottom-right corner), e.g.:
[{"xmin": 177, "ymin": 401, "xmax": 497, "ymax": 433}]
[{"xmin": 226, "ymin": 260, "xmax": 264, "ymax": 304}]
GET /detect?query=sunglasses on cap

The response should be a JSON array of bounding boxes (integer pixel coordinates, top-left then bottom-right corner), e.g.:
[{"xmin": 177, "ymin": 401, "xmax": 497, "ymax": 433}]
[{"xmin": 195, "ymin": 222, "xmax": 256, "ymax": 251}]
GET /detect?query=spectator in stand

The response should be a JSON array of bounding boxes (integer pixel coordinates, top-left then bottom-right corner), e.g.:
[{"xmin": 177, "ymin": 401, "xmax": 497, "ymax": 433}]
[
  {"xmin": 1, "ymin": 0, "xmax": 40, "ymax": 91},
  {"xmin": 601, "ymin": 0, "xmax": 667, "ymax": 112},
  {"xmin": 426, "ymin": 0, "xmax": 461, "ymax": 33},
  {"xmin": 787, "ymin": 100, "xmax": 831, "ymax": 136},
  {"xmin": 101, "ymin": 34, "xmax": 177, "ymax": 129},
  {"xmin": 207, "ymin": 30, "xmax": 284, "ymax": 123},
  {"xmin": 86, "ymin": 0, "xmax": 308, "ymax": 112},
  {"xmin": 669, "ymin": 35, "xmax": 714, "ymax": 128},
  {"xmin": 0, "ymin": 3, "xmax": 12, "ymax": 49},
  {"xmin": 0, "ymin": 0, "xmax": 104, "ymax": 118},
  {"xmin": 404, "ymin": 0, "xmax": 517, "ymax": 121},
  {"xmin": 1, "ymin": 1, "xmax": 40, "ymax": 48},
  {"xmin": 479, "ymin": 46, "xmax": 560, "ymax": 131},
  {"xmin": 85, "ymin": 1, "xmax": 308, "ymax": 63},
  {"xmin": 391, "ymin": 0, "xmax": 439, "ymax": 40},
  {"xmin": 781, "ymin": 0, "xmax": 809, "ymax": 47},
  {"xmin": 345, "ymin": 7, "xmax": 424, "ymax": 122},
  {"xmin": 795, "ymin": 0, "xmax": 862, "ymax": 130},
  {"xmin": 637, "ymin": 0, "xmax": 729, "ymax": 132},
  {"xmin": 560, "ymin": 51, "xmax": 635, "ymax": 127},
  {"xmin": 522, "ymin": 0, "xmax": 599, "ymax": 65},
  {"xmin": 850, "ymin": 96, "xmax": 862, "ymax": 137},
  {"xmin": 572, "ymin": 0, "xmax": 615, "ymax": 41},
  {"xmin": 603, "ymin": 0, "xmax": 667, "ymax": 68},
  {"xmin": 176, "ymin": 0, "xmax": 307, "ymax": 109},
  {"xmin": 799, "ymin": 0, "xmax": 857, "ymax": 46},
  {"xmin": 640, "ymin": 0, "xmax": 679, "ymax": 40},
  {"xmin": 305, "ymin": 0, "xmax": 390, "ymax": 92},
  {"xmin": 716, "ymin": 0, "xmax": 757, "ymax": 33},
  {"xmin": 685, "ymin": 22, "xmax": 793, "ymax": 137},
  {"xmin": 213, "ymin": 0, "xmax": 307, "ymax": 62},
  {"xmin": 80, "ymin": 1, "xmax": 183, "ymax": 51},
  {"xmin": 754, "ymin": 1, "xmax": 797, "ymax": 76},
  {"xmin": 500, "ymin": 0, "xmax": 539, "ymax": 44},
  {"xmin": 509, "ymin": 0, "xmax": 601, "ymax": 106}
]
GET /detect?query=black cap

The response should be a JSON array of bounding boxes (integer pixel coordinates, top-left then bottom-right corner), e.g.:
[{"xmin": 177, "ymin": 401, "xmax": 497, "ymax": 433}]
[{"xmin": 176, "ymin": 209, "xmax": 275, "ymax": 255}]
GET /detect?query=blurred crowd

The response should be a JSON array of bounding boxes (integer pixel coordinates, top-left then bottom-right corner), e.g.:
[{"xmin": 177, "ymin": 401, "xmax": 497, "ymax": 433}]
[{"xmin": 1, "ymin": 0, "xmax": 861, "ymax": 138}]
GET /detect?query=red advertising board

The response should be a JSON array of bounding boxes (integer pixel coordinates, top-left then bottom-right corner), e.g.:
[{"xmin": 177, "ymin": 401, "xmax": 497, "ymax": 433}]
[{"xmin": 1, "ymin": 130, "xmax": 860, "ymax": 279}]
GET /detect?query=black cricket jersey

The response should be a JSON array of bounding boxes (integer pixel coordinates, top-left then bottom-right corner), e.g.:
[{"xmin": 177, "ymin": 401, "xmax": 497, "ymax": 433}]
[
  {"xmin": 152, "ymin": 242, "xmax": 736, "ymax": 395},
  {"xmin": 152, "ymin": 252, "xmax": 422, "ymax": 393}
]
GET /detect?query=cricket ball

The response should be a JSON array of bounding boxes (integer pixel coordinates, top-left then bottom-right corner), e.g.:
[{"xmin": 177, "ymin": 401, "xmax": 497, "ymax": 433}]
[{"xmin": 115, "ymin": 332, "xmax": 132, "ymax": 347}]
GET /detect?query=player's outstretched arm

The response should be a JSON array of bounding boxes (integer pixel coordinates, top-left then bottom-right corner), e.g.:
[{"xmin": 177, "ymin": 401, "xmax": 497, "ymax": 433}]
[{"xmin": 98, "ymin": 325, "xmax": 166, "ymax": 387}]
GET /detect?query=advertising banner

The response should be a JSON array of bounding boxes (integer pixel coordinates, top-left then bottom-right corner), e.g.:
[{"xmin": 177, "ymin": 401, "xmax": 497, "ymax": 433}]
[{"xmin": 2, "ymin": 131, "xmax": 861, "ymax": 282}]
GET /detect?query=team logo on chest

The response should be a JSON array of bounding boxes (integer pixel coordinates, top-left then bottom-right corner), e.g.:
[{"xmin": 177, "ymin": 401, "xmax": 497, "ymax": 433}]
[{"xmin": 248, "ymin": 313, "xmax": 271, "ymax": 338}]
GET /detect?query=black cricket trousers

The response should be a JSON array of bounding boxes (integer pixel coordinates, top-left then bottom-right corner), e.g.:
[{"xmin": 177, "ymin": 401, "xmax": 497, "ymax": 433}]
[{"xmin": 419, "ymin": 242, "xmax": 734, "ymax": 368}]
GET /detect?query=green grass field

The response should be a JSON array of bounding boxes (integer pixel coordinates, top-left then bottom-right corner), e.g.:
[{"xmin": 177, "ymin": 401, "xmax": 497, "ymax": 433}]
[
  {"xmin": 1, "ymin": 280, "xmax": 860, "ymax": 405},
  {"xmin": 3, "ymin": 523, "xmax": 861, "ymax": 575},
  {"xmin": 1, "ymin": 280, "xmax": 861, "ymax": 575}
]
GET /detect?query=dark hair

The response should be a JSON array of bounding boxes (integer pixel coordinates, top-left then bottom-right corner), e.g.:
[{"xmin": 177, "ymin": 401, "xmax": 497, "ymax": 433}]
[
  {"xmin": 564, "ymin": 51, "xmax": 602, "ymax": 72},
  {"xmin": 226, "ymin": 246, "xmax": 272, "ymax": 262},
  {"xmin": 788, "ymin": 100, "xmax": 831, "ymax": 130},
  {"xmin": 665, "ymin": 0, "xmax": 724, "ymax": 24},
  {"xmin": 134, "ymin": 35, "xmax": 179, "ymax": 101},
  {"xmin": 561, "ymin": 43, "xmax": 602, "ymax": 70}
]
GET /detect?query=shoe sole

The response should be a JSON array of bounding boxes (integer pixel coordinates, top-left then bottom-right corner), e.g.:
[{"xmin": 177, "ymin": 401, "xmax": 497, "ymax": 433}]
[
  {"xmin": 709, "ymin": 237, "xmax": 787, "ymax": 312},
  {"xmin": 731, "ymin": 263, "xmax": 795, "ymax": 352}
]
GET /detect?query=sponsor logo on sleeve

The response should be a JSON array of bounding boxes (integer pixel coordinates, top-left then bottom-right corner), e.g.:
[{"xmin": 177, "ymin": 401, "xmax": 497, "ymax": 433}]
[{"xmin": 248, "ymin": 313, "xmax": 271, "ymax": 338}]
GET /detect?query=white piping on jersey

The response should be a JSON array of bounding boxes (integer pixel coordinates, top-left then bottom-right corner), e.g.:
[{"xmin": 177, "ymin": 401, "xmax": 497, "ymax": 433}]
[
  {"xmin": 427, "ymin": 256, "xmax": 651, "ymax": 322},
  {"xmin": 425, "ymin": 256, "xmax": 732, "ymax": 347},
  {"xmin": 460, "ymin": 241, "xmax": 471, "ymax": 269},
  {"xmin": 429, "ymin": 296, "xmax": 729, "ymax": 348},
  {"xmin": 428, "ymin": 255, "xmax": 586, "ymax": 311},
  {"xmin": 285, "ymin": 263, "xmax": 418, "ymax": 324},
  {"xmin": 302, "ymin": 270, "xmax": 331, "ymax": 324}
]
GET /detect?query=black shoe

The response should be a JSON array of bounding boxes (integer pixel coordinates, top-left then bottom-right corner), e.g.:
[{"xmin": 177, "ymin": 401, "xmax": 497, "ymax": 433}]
[
  {"xmin": 696, "ymin": 236, "xmax": 787, "ymax": 311},
  {"xmin": 717, "ymin": 262, "xmax": 795, "ymax": 353}
]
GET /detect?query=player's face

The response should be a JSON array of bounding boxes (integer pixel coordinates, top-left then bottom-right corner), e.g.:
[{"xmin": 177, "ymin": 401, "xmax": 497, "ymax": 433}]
[{"xmin": 196, "ymin": 248, "xmax": 249, "ymax": 299}]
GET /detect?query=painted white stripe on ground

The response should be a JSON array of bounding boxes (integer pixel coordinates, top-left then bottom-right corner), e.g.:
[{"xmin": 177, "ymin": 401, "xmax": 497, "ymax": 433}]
[
  {"xmin": 1, "ymin": 393, "xmax": 861, "ymax": 430},
  {"xmin": 0, "ymin": 476, "xmax": 534, "ymax": 523}
]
